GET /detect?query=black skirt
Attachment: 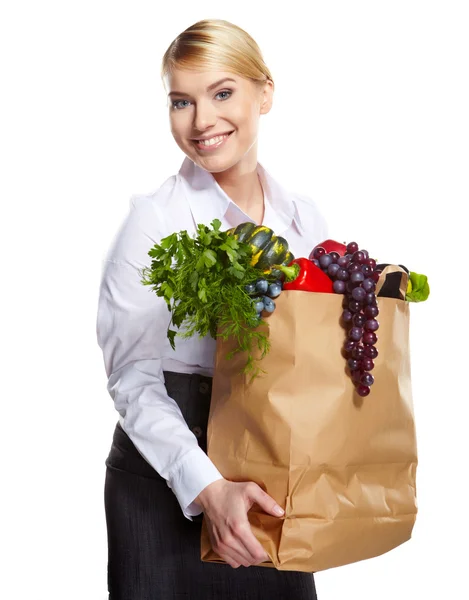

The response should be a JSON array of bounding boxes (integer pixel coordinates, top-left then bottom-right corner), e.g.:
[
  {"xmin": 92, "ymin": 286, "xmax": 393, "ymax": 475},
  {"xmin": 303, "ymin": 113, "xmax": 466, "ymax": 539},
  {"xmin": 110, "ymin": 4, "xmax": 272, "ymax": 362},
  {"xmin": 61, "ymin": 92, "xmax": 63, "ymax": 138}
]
[{"xmin": 104, "ymin": 370, "xmax": 318, "ymax": 600}]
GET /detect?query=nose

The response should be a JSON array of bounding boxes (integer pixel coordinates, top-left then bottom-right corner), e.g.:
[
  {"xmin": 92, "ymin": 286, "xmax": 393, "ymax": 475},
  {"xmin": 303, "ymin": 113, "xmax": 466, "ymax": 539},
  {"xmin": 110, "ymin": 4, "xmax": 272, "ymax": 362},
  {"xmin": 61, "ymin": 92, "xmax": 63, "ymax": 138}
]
[{"xmin": 193, "ymin": 99, "xmax": 217, "ymax": 133}]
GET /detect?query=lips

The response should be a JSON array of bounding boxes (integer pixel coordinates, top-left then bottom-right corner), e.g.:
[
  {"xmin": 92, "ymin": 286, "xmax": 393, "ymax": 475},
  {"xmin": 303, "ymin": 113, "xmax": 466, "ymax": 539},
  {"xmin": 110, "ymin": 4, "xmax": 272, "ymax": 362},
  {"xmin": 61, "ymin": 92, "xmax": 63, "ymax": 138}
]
[
  {"xmin": 192, "ymin": 130, "xmax": 234, "ymax": 142},
  {"xmin": 191, "ymin": 131, "xmax": 234, "ymax": 152}
]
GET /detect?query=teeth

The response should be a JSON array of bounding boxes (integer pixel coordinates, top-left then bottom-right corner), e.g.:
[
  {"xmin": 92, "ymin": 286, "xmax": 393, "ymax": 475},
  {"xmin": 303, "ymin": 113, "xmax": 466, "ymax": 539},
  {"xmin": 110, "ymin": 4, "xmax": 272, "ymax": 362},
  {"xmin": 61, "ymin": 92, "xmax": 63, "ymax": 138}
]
[{"xmin": 197, "ymin": 134, "xmax": 229, "ymax": 146}]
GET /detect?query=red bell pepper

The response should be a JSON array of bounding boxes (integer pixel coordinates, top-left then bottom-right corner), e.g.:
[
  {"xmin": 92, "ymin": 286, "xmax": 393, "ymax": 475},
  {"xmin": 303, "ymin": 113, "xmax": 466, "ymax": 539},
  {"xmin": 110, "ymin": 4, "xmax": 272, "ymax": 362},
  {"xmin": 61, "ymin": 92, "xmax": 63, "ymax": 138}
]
[{"xmin": 277, "ymin": 258, "xmax": 334, "ymax": 293}]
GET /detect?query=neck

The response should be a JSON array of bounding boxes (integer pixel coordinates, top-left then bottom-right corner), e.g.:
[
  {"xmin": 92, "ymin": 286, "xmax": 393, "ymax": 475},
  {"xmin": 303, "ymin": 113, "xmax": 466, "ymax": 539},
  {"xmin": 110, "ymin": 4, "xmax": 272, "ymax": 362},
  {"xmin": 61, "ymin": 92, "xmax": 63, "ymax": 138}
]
[{"xmin": 212, "ymin": 148, "xmax": 265, "ymax": 222}]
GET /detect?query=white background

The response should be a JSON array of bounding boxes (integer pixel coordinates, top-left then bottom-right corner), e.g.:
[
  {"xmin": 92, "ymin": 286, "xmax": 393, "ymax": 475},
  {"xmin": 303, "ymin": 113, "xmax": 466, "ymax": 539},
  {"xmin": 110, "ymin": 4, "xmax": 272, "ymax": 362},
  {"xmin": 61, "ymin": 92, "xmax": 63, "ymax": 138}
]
[{"xmin": 2, "ymin": 1, "xmax": 467, "ymax": 598}]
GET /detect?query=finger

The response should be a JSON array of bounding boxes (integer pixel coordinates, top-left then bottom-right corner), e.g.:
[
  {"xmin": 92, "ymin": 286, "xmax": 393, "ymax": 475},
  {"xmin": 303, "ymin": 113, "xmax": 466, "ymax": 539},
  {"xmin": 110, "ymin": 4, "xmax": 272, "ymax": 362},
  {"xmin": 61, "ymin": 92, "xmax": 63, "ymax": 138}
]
[
  {"xmin": 207, "ymin": 522, "xmax": 251, "ymax": 567},
  {"xmin": 234, "ymin": 522, "xmax": 269, "ymax": 564},
  {"xmin": 245, "ymin": 483, "xmax": 284, "ymax": 518},
  {"xmin": 231, "ymin": 516, "xmax": 269, "ymax": 565},
  {"xmin": 223, "ymin": 534, "xmax": 255, "ymax": 567},
  {"xmin": 223, "ymin": 554, "xmax": 241, "ymax": 569},
  {"xmin": 224, "ymin": 555, "xmax": 241, "ymax": 569},
  {"xmin": 218, "ymin": 527, "xmax": 253, "ymax": 567},
  {"xmin": 218, "ymin": 542, "xmax": 250, "ymax": 568}
]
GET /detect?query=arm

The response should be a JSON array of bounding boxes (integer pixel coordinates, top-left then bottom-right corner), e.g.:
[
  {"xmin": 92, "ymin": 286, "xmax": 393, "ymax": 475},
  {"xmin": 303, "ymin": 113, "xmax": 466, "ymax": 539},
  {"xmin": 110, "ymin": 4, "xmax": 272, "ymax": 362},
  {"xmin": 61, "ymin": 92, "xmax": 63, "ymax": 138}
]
[
  {"xmin": 96, "ymin": 194, "xmax": 291, "ymax": 568},
  {"xmin": 96, "ymin": 196, "xmax": 223, "ymax": 520}
]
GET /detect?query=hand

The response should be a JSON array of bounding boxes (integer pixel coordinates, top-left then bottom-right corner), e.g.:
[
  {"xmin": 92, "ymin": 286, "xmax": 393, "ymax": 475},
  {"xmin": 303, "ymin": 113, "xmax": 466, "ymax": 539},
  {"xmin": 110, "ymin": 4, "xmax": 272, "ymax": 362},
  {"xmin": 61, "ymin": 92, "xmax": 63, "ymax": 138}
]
[{"xmin": 194, "ymin": 479, "xmax": 284, "ymax": 569}]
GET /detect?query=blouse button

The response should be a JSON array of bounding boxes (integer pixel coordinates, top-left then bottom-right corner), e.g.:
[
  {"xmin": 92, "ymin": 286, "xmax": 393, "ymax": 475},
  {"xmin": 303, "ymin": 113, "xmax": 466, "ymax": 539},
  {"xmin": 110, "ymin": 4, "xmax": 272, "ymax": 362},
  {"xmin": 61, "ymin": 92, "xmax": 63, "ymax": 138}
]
[
  {"xmin": 199, "ymin": 382, "xmax": 209, "ymax": 394},
  {"xmin": 192, "ymin": 425, "xmax": 203, "ymax": 438}
]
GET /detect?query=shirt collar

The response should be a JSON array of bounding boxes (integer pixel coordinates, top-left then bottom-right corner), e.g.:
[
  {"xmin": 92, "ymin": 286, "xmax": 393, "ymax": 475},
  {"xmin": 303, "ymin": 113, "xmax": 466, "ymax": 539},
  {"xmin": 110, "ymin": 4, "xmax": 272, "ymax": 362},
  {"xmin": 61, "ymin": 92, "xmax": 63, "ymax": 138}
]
[{"xmin": 177, "ymin": 156, "xmax": 305, "ymax": 234}]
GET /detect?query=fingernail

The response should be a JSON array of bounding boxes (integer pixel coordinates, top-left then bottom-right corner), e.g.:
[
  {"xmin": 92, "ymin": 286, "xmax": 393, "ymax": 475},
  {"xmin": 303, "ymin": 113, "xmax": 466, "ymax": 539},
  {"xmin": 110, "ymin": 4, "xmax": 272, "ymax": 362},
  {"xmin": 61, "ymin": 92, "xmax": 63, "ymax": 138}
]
[{"xmin": 274, "ymin": 505, "xmax": 284, "ymax": 516}]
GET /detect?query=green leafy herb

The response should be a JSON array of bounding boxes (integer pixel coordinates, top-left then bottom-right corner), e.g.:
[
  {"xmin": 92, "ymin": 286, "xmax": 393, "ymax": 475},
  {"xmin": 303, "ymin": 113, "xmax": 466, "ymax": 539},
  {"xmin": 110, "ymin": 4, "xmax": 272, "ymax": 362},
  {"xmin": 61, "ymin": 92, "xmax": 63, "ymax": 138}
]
[
  {"xmin": 406, "ymin": 271, "xmax": 430, "ymax": 302},
  {"xmin": 139, "ymin": 219, "xmax": 274, "ymax": 380}
]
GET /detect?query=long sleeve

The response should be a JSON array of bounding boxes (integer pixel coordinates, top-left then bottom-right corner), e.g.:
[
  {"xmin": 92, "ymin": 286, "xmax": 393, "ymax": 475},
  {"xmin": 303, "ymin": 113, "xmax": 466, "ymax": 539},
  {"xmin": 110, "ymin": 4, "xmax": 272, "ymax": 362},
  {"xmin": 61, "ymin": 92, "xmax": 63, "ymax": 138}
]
[{"xmin": 96, "ymin": 196, "xmax": 224, "ymax": 520}]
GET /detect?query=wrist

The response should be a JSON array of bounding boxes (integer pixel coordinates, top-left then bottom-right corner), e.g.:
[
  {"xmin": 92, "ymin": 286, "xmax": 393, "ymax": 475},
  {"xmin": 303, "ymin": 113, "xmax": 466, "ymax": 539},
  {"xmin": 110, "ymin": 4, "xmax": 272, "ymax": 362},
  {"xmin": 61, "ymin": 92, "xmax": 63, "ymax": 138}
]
[{"xmin": 194, "ymin": 478, "xmax": 225, "ymax": 511}]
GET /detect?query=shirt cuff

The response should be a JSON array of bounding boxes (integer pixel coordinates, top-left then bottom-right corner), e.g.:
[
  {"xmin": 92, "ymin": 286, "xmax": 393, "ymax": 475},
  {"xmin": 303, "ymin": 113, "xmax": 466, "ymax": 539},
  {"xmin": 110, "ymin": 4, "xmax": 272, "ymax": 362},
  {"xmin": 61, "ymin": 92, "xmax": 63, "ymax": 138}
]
[{"xmin": 168, "ymin": 446, "xmax": 224, "ymax": 521}]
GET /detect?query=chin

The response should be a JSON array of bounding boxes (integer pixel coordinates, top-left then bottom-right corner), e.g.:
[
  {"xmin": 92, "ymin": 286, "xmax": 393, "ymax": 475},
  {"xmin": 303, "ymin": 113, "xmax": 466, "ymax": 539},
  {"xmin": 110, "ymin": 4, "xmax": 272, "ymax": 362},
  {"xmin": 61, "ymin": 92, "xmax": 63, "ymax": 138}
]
[
  {"xmin": 200, "ymin": 160, "xmax": 240, "ymax": 174},
  {"xmin": 190, "ymin": 153, "xmax": 232, "ymax": 171}
]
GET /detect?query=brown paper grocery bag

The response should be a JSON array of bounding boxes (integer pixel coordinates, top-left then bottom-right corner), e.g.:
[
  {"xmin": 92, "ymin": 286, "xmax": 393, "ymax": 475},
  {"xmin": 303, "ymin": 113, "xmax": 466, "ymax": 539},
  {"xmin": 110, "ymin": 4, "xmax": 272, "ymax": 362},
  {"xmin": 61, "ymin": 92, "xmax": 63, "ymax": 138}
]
[{"xmin": 200, "ymin": 289, "xmax": 418, "ymax": 572}]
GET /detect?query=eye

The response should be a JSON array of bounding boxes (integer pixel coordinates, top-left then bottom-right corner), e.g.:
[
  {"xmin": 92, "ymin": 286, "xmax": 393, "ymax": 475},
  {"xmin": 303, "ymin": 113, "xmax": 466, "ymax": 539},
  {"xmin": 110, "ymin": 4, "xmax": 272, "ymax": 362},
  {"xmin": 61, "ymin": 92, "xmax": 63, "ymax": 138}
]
[
  {"xmin": 172, "ymin": 99, "xmax": 190, "ymax": 110},
  {"xmin": 216, "ymin": 90, "xmax": 232, "ymax": 101},
  {"xmin": 171, "ymin": 89, "xmax": 233, "ymax": 110}
]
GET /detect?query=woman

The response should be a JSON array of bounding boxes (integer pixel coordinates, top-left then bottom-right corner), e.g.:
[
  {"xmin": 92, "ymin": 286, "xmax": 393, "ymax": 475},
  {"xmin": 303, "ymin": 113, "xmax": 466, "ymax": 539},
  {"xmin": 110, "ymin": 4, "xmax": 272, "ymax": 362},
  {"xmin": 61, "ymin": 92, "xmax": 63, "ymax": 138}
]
[{"xmin": 97, "ymin": 18, "xmax": 328, "ymax": 599}]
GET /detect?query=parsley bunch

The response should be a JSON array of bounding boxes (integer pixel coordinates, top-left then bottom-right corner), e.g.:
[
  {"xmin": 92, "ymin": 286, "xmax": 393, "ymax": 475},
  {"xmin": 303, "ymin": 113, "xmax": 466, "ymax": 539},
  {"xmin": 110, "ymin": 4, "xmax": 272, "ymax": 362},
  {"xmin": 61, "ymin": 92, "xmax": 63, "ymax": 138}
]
[{"xmin": 139, "ymin": 219, "xmax": 272, "ymax": 380}]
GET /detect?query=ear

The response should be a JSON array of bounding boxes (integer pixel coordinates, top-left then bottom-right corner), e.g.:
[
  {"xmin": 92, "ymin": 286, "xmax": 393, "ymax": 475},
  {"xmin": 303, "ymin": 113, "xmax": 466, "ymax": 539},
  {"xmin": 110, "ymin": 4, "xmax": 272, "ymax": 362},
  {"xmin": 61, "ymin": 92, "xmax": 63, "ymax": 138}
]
[{"xmin": 260, "ymin": 79, "xmax": 274, "ymax": 115}]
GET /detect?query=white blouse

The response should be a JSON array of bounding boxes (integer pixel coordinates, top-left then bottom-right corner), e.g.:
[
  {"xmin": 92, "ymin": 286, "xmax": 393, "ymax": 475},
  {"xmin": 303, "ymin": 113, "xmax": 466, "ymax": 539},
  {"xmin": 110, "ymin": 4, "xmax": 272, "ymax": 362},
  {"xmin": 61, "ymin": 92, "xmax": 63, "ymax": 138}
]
[{"xmin": 96, "ymin": 156, "xmax": 329, "ymax": 520}]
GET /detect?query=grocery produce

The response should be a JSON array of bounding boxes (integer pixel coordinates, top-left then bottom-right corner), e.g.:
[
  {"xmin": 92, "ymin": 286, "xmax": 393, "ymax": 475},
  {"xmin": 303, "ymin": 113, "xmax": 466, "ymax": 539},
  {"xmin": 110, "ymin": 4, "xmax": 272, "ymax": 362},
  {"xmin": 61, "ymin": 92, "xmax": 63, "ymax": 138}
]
[
  {"xmin": 226, "ymin": 222, "xmax": 293, "ymax": 273},
  {"xmin": 141, "ymin": 217, "xmax": 429, "ymax": 387},
  {"xmin": 255, "ymin": 237, "xmax": 289, "ymax": 270},
  {"xmin": 247, "ymin": 225, "xmax": 274, "ymax": 255},
  {"xmin": 252, "ymin": 297, "xmax": 265, "ymax": 313},
  {"xmin": 254, "ymin": 277, "xmax": 269, "ymax": 294},
  {"xmin": 263, "ymin": 296, "xmax": 276, "ymax": 313},
  {"xmin": 310, "ymin": 241, "xmax": 382, "ymax": 397},
  {"xmin": 243, "ymin": 277, "xmax": 285, "ymax": 319},
  {"xmin": 139, "ymin": 219, "xmax": 277, "ymax": 380},
  {"xmin": 267, "ymin": 282, "xmax": 282, "ymax": 298},
  {"xmin": 310, "ymin": 239, "xmax": 430, "ymax": 397},
  {"xmin": 310, "ymin": 239, "xmax": 347, "ymax": 257},
  {"xmin": 280, "ymin": 258, "xmax": 335, "ymax": 293},
  {"xmin": 375, "ymin": 263, "xmax": 430, "ymax": 302},
  {"xmin": 406, "ymin": 271, "xmax": 430, "ymax": 302},
  {"xmin": 228, "ymin": 222, "xmax": 256, "ymax": 242}
]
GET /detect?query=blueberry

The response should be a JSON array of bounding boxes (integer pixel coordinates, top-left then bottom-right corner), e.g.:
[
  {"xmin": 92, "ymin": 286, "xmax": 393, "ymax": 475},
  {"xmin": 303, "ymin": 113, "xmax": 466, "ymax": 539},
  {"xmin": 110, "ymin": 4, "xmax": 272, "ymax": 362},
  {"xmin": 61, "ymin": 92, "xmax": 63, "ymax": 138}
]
[
  {"xmin": 267, "ymin": 283, "xmax": 282, "ymax": 298},
  {"xmin": 244, "ymin": 282, "xmax": 256, "ymax": 295},
  {"xmin": 262, "ymin": 296, "xmax": 276, "ymax": 313},
  {"xmin": 255, "ymin": 278, "xmax": 269, "ymax": 294},
  {"xmin": 253, "ymin": 298, "xmax": 265, "ymax": 313}
]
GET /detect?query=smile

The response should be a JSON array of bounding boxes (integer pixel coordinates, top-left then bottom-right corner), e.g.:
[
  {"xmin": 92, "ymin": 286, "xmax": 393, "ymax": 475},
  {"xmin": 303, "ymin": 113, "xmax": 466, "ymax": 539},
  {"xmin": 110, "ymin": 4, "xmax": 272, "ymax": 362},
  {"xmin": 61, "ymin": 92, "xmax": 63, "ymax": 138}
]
[{"xmin": 193, "ymin": 131, "xmax": 234, "ymax": 152}]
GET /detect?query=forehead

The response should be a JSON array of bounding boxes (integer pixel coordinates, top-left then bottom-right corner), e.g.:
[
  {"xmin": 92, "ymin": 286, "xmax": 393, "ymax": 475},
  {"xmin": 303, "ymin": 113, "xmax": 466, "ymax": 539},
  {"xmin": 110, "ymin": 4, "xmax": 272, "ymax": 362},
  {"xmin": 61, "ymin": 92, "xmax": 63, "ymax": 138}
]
[{"xmin": 166, "ymin": 68, "xmax": 241, "ymax": 95}]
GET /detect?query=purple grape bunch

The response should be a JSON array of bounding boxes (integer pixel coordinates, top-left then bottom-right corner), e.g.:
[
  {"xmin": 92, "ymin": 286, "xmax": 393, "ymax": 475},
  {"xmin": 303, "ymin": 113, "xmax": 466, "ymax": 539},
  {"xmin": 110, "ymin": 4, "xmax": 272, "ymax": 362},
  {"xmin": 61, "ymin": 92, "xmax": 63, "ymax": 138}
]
[{"xmin": 310, "ymin": 241, "xmax": 382, "ymax": 397}]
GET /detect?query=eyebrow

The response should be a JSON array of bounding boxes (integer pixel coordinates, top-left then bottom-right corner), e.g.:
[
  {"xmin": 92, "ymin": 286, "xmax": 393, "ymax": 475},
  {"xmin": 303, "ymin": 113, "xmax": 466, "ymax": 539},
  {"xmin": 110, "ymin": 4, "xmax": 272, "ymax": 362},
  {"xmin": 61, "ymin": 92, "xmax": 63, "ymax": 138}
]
[{"xmin": 168, "ymin": 77, "xmax": 237, "ymax": 97}]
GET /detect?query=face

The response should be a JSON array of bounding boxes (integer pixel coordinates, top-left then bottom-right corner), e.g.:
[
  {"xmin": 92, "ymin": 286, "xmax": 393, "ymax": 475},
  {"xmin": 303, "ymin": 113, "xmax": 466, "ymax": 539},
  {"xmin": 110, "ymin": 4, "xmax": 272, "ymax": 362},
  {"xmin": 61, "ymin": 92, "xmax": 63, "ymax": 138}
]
[{"xmin": 165, "ymin": 67, "xmax": 273, "ymax": 174}]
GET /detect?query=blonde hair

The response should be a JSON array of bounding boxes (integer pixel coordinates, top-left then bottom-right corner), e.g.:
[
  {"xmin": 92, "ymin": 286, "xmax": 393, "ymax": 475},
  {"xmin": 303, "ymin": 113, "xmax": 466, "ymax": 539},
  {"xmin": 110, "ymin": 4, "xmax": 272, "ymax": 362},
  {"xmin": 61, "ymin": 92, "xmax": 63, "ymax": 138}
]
[{"xmin": 161, "ymin": 19, "xmax": 274, "ymax": 91}]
